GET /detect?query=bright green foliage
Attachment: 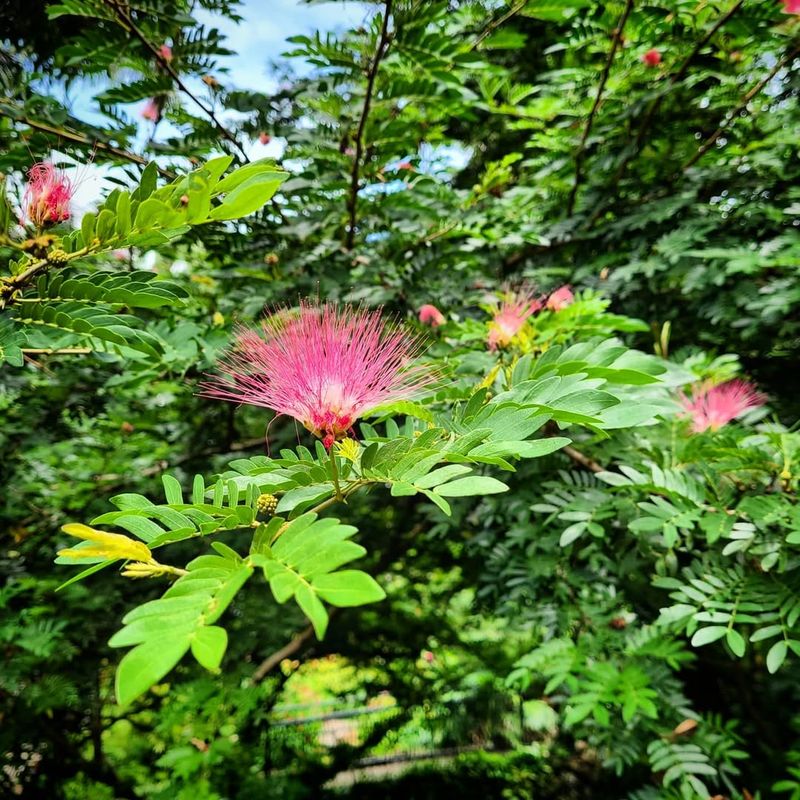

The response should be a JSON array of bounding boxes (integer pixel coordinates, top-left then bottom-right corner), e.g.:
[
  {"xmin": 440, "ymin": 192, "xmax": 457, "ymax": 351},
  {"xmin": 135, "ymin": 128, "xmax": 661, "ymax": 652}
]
[{"xmin": 2, "ymin": 0, "xmax": 800, "ymax": 798}]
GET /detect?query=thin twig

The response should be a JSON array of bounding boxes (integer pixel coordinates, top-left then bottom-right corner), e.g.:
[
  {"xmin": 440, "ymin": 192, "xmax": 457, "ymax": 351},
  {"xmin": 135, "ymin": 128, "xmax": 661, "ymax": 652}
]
[
  {"xmin": 102, "ymin": 0, "xmax": 249, "ymax": 161},
  {"xmin": 21, "ymin": 347, "xmax": 92, "ymax": 355},
  {"xmin": 565, "ymin": 0, "xmax": 635, "ymax": 216},
  {"xmin": 682, "ymin": 41, "xmax": 800, "ymax": 172},
  {"xmin": 0, "ymin": 246, "xmax": 90, "ymax": 309},
  {"xmin": 470, "ymin": 0, "xmax": 527, "ymax": 51},
  {"xmin": 251, "ymin": 623, "xmax": 318, "ymax": 683},
  {"xmin": 562, "ymin": 444, "xmax": 603, "ymax": 474},
  {"xmin": 587, "ymin": 0, "xmax": 745, "ymax": 228},
  {"xmin": 345, "ymin": 0, "xmax": 394, "ymax": 250},
  {"xmin": 0, "ymin": 106, "xmax": 175, "ymax": 179}
]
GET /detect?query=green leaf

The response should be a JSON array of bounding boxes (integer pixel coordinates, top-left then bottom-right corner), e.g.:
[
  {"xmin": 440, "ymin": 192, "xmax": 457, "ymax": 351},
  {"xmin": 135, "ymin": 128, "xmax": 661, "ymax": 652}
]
[
  {"xmin": 767, "ymin": 640, "xmax": 788, "ymax": 674},
  {"xmin": 311, "ymin": 570, "xmax": 386, "ymax": 607},
  {"xmin": 115, "ymin": 637, "xmax": 189, "ymax": 706},
  {"xmin": 208, "ymin": 172, "xmax": 287, "ymax": 221},
  {"xmin": 295, "ymin": 584, "xmax": 329, "ymax": 638},
  {"xmin": 691, "ymin": 626, "xmax": 728, "ymax": 647},
  {"xmin": 434, "ymin": 476, "xmax": 508, "ymax": 497},
  {"xmin": 726, "ymin": 628, "xmax": 746, "ymax": 657},
  {"xmin": 190, "ymin": 626, "xmax": 228, "ymax": 672}
]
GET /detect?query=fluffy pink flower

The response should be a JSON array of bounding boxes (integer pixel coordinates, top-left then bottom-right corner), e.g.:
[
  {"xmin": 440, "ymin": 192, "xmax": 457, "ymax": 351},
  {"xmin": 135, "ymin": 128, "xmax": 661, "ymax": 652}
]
[
  {"xmin": 258, "ymin": 132, "xmax": 271, "ymax": 145},
  {"xmin": 159, "ymin": 44, "xmax": 173, "ymax": 62},
  {"xmin": 680, "ymin": 380, "xmax": 766, "ymax": 433},
  {"xmin": 199, "ymin": 301, "xmax": 432, "ymax": 448},
  {"xmin": 488, "ymin": 286, "xmax": 542, "ymax": 350},
  {"xmin": 141, "ymin": 99, "xmax": 160, "ymax": 122},
  {"xmin": 23, "ymin": 162, "xmax": 74, "ymax": 227},
  {"xmin": 546, "ymin": 285, "xmax": 574, "ymax": 311},
  {"xmin": 418, "ymin": 304, "xmax": 445, "ymax": 327},
  {"xmin": 641, "ymin": 48, "xmax": 662, "ymax": 67},
  {"xmin": 783, "ymin": 0, "xmax": 800, "ymax": 13}
]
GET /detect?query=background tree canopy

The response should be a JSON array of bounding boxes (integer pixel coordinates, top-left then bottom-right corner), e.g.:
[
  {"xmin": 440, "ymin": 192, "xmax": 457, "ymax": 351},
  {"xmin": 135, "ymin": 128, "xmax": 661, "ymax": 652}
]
[{"xmin": 1, "ymin": 1, "xmax": 799, "ymax": 798}]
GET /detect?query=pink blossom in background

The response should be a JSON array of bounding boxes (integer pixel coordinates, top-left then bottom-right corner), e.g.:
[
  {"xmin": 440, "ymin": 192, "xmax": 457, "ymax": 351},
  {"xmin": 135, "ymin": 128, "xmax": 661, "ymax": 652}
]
[
  {"xmin": 258, "ymin": 132, "xmax": 271, "ymax": 145},
  {"xmin": 159, "ymin": 44, "xmax": 173, "ymax": 62},
  {"xmin": 418, "ymin": 304, "xmax": 445, "ymax": 327},
  {"xmin": 397, "ymin": 161, "xmax": 413, "ymax": 171},
  {"xmin": 141, "ymin": 99, "xmax": 160, "ymax": 122},
  {"xmin": 488, "ymin": 286, "xmax": 542, "ymax": 350},
  {"xmin": 680, "ymin": 380, "xmax": 767, "ymax": 433},
  {"xmin": 782, "ymin": 0, "xmax": 800, "ymax": 13},
  {"xmin": 422, "ymin": 650, "xmax": 435, "ymax": 664},
  {"xmin": 23, "ymin": 162, "xmax": 74, "ymax": 227},
  {"xmin": 641, "ymin": 49, "xmax": 662, "ymax": 67},
  {"xmin": 199, "ymin": 301, "xmax": 432, "ymax": 448},
  {"xmin": 546, "ymin": 285, "xmax": 574, "ymax": 311}
]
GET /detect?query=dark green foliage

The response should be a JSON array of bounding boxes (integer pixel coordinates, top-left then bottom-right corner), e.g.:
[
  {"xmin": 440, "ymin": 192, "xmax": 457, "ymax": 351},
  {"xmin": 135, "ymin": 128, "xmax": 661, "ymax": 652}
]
[{"xmin": 1, "ymin": 1, "xmax": 800, "ymax": 798}]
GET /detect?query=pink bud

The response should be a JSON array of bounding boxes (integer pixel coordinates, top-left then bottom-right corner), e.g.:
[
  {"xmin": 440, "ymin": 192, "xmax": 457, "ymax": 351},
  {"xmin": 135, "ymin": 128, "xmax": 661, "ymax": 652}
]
[
  {"xmin": 418, "ymin": 304, "xmax": 445, "ymax": 327},
  {"xmin": 782, "ymin": 0, "xmax": 800, "ymax": 12},
  {"xmin": 159, "ymin": 44, "xmax": 173, "ymax": 62},
  {"xmin": 397, "ymin": 161, "xmax": 413, "ymax": 171},
  {"xmin": 641, "ymin": 49, "xmax": 662, "ymax": 67},
  {"xmin": 258, "ymin": 132, "xmax": 271, "ymax": 145},
  {"xmin": 141, "ymin": 99, "xmax": 160, "ymax": 122},
  {"xmin": 423, "ymin": 650, "xmax": 435, "ymax": 663},
  {"xmin": 180, "ymin": 194, "xmax": 189, "ymax": 206},
  {"xmin": 546, "ymin": 286, "xmax": 574, "ymax": 311}
]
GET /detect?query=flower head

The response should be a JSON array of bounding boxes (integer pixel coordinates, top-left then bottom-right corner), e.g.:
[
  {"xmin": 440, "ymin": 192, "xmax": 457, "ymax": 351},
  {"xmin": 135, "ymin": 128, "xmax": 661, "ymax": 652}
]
[
  {"xmin": 488, "ymin": 286, "xmax": 542, "ymax": 350},
  {"xmin": 546, "ymin": 285, "xmax": 574, "ymax": 311},
  {"xmin": 159, "ymin": 43, "xmax": 173, "ymax": 62},
  {"xmin": 141, "ymin": 99, "xmax": 161, "ymax": 122},
  {"xmin": 783, "ymin": 0, "xmax": 800, "ymax": 13},
  {"xmin": 679, "ymin": 379, "xmax": 766, "ymax": 433},
  {"xmin": 418, "ymin": 304, "xmax": 445, "ymax": 327},
  {"xmin": 641, "ymin": 48, "xmax": 662, "ymax": 67},
  {"xmin": 23, "ymin": 162, "xmax": 74, "ymax": 228},
  {"xmin": 199, "ymin": 301, "xmax": 432, "ymax": 448}
]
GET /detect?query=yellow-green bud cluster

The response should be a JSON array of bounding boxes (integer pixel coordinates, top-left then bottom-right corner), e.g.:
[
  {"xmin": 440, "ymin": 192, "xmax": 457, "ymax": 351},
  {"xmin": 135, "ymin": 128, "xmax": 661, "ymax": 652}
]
[{"xmin": 257, "ymin": 493, "xmax": 278, "ymax": 515}]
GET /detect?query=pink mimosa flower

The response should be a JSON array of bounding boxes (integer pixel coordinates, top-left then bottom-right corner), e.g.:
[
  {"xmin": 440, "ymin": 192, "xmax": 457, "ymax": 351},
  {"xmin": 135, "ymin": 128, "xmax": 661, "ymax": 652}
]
[
  {"xmin": 546, "ymin": 285, "xmax": 574, "ymax": 311},
  {"xmin": 141, "ymin": 99, "xmax": 160, "ymax": 122},
  {"xmin": 418, "ymin": 304, "xmax": 445, "ymax": 327},
  {"xmin": 23, "ymin": 162, "xmax": 74, "ymax": 228},
  {"xmin": 199, "ymin": 301, "xmax": 432, "ymax": 448},
  {"xmin": 159, "ymin": 44, "xmax": 173, "ymax": 62},
  {"xmin": 641, "ymin": 48, "xmax": 662, "ymax": 67},
  {"xmin": 680, "ymin": 380, "xmax": 766, "ymax": 433},
  {"xmin": 258, "ymin": 132, "xmax": 271, "ymax": 145},
  {"xmin": 783, "ymin": 0, "xmax": 800, "ymax": 13},
  {"xmin": 488, "ymin": 286, "xmax": 542, "ymax": 350}
]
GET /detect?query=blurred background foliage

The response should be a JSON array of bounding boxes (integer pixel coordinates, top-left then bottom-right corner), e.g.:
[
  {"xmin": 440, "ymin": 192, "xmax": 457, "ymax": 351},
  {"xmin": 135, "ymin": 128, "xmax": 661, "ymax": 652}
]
[{"xmin": 1, "ymin": 0, "xmax": 799, "ymax": 797}]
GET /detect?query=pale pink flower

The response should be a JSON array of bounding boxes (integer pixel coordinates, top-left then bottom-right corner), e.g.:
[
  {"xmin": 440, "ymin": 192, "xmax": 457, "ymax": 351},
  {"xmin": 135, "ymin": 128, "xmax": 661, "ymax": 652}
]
[
  {"xmin": 258, "ymin": 132, "xmax": 271, "ymax": 145},
  {"xmin": 159, "ymin": 44, "xmax": 173, "ymax": 62},
  {"xmin": 23, "ymin": 162, "xmax": 74, "ymax": 227},
  {"xmin": 783, "ymin": 0, "xmax": 800, "ymax": 13},
  {"xmin": 141, "ymin": 99, "xmax": 160, "ymax": 122},
  {"xmin": 199, "ymin": 301, "xmax": 432, "ymax": 448},
  {"xmin": 546, "ymin": 285, "xmax": 574, "ymax": 311},
  {"xmin": 680, "ymin": 380, "xmax": 766, "ymax": 433},
  {"xmin": 418, "ymin": 304, "xmax": 445, "ymax": 327},
  {"xmin": 641, "ymin": 48, "xmax": 662, "ymax": 67},
  {"xmin": 488, "ymin": 286, "xmax": 542, "ymax": 350}
]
